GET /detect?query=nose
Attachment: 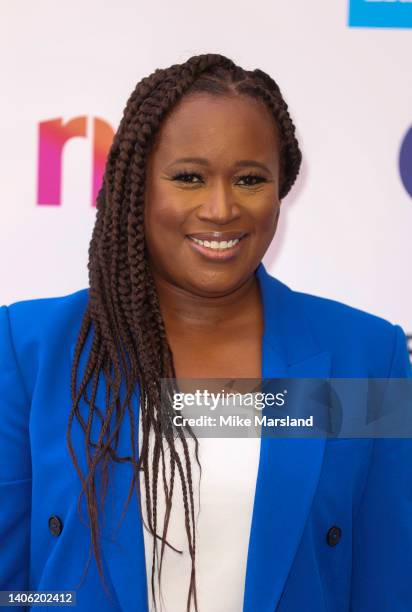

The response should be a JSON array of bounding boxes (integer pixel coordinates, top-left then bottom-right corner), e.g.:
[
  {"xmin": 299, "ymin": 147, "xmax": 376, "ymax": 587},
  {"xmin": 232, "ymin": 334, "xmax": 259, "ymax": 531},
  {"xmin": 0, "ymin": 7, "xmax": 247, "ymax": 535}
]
[{"xmin": 196, "ymin": 178, "xmax": 241, "ymax": 224}]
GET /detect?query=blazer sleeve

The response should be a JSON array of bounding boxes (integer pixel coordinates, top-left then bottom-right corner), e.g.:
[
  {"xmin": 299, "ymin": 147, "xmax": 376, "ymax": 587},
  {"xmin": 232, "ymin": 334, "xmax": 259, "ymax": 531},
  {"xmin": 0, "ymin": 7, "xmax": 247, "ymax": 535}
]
[
  {"xmin": 0, "ymin": 305, "xmax": 32, "ymax": 606},
  {"xmin": 350, "ymin": 324, "xmax": 412, "ymax": 611}
]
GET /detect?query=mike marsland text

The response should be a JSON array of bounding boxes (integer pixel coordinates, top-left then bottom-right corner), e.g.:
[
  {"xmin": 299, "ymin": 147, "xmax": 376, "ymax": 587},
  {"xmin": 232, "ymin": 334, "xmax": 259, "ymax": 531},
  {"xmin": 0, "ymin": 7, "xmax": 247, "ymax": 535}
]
[{"xmin": 172, "ymin": 414, "xmax": 314, "ymax": 427}]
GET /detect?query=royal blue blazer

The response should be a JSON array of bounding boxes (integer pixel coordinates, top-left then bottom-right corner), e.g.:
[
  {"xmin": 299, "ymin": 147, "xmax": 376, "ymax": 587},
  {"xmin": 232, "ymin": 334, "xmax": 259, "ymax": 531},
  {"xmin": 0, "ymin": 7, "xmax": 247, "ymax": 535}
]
[{"xmin": 1, "ymin": 262, "xmax": 412, "ymax": 611}]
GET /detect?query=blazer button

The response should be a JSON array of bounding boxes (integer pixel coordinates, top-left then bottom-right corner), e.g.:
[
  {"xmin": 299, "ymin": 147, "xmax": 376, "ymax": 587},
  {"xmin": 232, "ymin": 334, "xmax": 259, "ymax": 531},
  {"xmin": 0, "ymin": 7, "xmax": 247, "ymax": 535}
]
[
  {"xmin": 326, "ymin": 525, "xmax": 342, "ymax": 546},
  {"xmin": 48, "ymin": 515, "xmax": 63, "ymax": 537}
]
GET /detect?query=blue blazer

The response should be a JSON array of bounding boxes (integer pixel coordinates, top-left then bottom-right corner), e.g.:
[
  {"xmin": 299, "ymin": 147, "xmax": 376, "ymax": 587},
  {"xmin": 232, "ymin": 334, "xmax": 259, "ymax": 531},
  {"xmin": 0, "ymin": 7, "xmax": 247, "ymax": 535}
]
[{"xmin": 1, "ymin": 262, "xmax": 411, "ymax": 612}]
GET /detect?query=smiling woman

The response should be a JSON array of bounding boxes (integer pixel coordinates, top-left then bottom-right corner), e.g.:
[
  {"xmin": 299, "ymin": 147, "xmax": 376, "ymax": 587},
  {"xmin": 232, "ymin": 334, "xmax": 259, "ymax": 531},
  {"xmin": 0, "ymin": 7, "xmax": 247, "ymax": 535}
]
[
  {"xmin": 143, "ymin": 91, "xmax": 284, "ymax": 383},
  {"xmin": 145, "ymin": 94, "xmax": 280, "ymax": 284},
  {"xmin": 1, "ymin": 52, "xmax": 412, "ymax": 612},
  {"xmin": 144, "ymin": 92, "xmax": 282, "ymax": 300}
]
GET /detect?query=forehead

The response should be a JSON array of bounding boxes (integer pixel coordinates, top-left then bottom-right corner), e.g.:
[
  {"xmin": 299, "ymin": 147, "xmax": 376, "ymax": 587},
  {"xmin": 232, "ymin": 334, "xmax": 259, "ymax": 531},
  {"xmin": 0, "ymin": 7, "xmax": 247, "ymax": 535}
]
[{"xmin": 149, "ymin": 93, "xmax": 280, "ymax": 164}]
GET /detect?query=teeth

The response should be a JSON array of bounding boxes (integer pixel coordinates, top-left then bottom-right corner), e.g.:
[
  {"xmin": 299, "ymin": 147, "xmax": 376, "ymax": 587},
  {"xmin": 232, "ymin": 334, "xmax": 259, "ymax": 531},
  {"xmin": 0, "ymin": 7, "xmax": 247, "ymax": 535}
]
[{"xmin": 190, "ymin": 237, "xmax": 241, "ymax": 250}]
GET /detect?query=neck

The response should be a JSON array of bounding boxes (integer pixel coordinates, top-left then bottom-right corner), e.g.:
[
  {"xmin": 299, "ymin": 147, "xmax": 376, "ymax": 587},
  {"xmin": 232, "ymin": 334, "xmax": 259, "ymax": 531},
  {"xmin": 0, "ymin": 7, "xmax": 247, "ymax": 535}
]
[{"xmin": 149, "ymin": 268, "xmax": 262, "ymax": 334}]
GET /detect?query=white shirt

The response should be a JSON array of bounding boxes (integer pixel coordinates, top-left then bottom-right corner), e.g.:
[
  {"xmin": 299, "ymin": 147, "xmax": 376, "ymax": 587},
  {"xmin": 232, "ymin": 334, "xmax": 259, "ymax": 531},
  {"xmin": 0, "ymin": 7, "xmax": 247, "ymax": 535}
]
[{"xmin": 138, "ymin": 394, "xmax": 262, "ymax": 612}]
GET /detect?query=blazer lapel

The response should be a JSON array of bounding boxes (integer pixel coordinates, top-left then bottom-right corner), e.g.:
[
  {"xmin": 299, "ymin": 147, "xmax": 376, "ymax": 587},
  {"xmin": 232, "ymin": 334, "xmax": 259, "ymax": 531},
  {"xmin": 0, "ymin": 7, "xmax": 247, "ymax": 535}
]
[{"xmin": 242, "ymin": 263, "xmax": 331, "ymax": 612}]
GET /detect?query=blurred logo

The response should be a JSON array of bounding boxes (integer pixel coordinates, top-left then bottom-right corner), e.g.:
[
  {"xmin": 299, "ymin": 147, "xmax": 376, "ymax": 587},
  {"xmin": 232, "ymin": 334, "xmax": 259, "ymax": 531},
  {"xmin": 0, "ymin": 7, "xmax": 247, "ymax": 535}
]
[
  {"xmin": 407, "ymin": 334, "xmax": 412, "ymax": 362},
  {"xmin": 399, "ymin": 126, "xmax": 412, "ymax": 198},
  {"xmin": 349, "ymin": 0, "xmax": 412, "ymax": 28},
  {"xmin": 36, "ymin": 116, "xmax": 114, "ymax": 207}
]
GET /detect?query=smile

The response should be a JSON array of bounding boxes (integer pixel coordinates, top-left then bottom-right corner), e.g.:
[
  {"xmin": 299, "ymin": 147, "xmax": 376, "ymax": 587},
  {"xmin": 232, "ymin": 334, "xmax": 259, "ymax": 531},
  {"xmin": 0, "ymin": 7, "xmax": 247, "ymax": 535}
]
[
  {"xmin": 190, "ymin": 237, "xmax": 240, "ymax": 250},
  {"xmin": 185, "ymin": 234, "xmax": 248, "ymax": 261}
]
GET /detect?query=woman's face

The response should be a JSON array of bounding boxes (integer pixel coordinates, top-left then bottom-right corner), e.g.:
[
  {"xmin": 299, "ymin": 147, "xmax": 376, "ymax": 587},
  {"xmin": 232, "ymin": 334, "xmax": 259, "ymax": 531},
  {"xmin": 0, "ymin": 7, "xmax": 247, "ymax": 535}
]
[{"xmin": 144, "ymin": 92, "xmax": 281, "ymax": 297}]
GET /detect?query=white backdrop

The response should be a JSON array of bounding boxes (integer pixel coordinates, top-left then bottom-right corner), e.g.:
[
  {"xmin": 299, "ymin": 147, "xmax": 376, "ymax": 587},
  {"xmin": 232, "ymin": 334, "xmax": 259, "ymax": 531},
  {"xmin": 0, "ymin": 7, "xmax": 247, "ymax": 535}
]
[{"xmin": 1, "ymin": 0, "xmax": 411, "ymax": 353}]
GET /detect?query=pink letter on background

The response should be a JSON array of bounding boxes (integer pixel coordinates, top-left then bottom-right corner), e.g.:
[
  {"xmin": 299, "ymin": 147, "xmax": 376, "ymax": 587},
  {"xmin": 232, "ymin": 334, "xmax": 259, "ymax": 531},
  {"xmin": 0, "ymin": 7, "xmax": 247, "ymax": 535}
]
[{"xmin": 37, "ymin": 117, "xmax": 87, "ymax": 205}]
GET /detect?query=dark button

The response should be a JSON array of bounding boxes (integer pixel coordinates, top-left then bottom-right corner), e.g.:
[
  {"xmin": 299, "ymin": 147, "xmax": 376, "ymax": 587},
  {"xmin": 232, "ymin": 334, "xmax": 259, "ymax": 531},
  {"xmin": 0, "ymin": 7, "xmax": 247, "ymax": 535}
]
[
  {"xmin": 48, "ymin": 515, "xmax": 63, "ymax": 537},
  {"xmin": 326, "ymin": 525, "xmax": 342, "ymax": 546}
]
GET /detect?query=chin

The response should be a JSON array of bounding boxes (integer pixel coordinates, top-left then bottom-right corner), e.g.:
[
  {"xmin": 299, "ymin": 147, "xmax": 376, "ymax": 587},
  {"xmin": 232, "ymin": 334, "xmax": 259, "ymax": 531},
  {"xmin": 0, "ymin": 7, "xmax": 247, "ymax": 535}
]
[{"xmin": 186, "ymin": 269, "xmax": 246, "ymax": 295}]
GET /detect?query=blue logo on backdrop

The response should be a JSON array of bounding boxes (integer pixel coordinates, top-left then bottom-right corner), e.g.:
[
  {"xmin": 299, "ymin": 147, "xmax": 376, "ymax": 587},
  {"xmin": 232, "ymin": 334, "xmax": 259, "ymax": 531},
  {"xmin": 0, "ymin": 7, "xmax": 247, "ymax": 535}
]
[
  {"xmin": 349, "ymin": 0, "xmax": 412, "ymax": 28},
  {"xmin": 399, "ymin": 127, "xmax": 412, "ymax": 198}
]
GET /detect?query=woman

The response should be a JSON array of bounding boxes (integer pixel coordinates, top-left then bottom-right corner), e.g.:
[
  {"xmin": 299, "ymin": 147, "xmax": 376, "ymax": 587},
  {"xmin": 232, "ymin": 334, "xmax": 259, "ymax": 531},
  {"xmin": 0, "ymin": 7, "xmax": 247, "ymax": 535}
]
[{"xmin": 0, "ymin": 53, "xmax": 411, "ymax": 612}]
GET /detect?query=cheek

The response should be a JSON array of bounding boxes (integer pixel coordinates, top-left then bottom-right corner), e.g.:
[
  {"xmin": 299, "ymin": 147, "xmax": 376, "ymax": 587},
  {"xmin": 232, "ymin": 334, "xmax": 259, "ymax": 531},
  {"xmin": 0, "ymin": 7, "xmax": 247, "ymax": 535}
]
[
  {"xmin": 144, "ymin": 195, "xmax": 187, "ymax": 259},
  {"xmin": 145, "ymin": 179, "xmax": 190, "ymax": 226},
  {"xmin": 252, "ymin": 198, "xmax": 280, "ymax": 232},
  {"xmin": 147, "ymin": 201, "xmax": 180, "ymax": 230}
]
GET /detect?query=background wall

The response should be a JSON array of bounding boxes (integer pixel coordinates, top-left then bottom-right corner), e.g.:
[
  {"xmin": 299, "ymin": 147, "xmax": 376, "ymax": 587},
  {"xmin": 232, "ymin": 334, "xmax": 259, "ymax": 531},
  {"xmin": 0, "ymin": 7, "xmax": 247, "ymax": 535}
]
[{"xmin": 1, "ymin": 0, "xmax": 411, "ymax": 356}]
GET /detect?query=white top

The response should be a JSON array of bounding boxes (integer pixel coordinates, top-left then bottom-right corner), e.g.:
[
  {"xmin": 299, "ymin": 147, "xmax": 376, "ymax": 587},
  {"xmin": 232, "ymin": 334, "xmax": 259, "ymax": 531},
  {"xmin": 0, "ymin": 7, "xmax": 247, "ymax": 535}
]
[{"xmin": 138, "ymin": 394, "xmax": 262, "ymax": 612}]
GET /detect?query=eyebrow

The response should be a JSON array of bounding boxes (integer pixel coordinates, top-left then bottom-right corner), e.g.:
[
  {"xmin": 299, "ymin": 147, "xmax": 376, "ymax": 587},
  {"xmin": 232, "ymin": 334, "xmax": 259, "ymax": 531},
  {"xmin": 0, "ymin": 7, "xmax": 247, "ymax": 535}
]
[{"xmin": 166, "ymin": 157, "xmax": 272, "ymax": 173}]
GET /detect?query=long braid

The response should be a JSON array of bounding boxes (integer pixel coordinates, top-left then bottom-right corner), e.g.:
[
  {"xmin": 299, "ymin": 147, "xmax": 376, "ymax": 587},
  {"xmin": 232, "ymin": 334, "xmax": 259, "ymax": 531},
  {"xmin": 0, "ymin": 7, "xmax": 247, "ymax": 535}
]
[{"xmin": 67, "ymin": 52, "xmax": 302, "ymax": 611}]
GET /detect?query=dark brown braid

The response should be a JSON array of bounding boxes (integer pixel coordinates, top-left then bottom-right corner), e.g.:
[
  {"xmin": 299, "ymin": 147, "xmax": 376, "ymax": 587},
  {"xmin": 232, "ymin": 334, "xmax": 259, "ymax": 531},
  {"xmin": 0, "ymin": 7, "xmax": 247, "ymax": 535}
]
[{"xmin": 66, "ymin": 53, "xmax": 302, "ymax": 612}]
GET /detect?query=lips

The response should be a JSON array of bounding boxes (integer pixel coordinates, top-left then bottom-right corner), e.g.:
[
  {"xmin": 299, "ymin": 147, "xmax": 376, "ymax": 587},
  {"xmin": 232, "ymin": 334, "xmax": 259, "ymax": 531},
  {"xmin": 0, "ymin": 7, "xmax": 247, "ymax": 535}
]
[
  {"xmin": 186, "ymin": 231, "xmax": 248, "ymax": 241},
  {"xmin": 185, "ymin": 231, "xmax": 248, "ymax": 262}
]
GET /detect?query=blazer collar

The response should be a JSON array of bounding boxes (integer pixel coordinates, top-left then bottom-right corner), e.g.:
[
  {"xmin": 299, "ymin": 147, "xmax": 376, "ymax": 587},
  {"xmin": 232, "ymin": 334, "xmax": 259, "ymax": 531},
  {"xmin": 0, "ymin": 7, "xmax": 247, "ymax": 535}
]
[{"xmin": 74, "ymin": 262, "xmax": 331, "ymax": 611}]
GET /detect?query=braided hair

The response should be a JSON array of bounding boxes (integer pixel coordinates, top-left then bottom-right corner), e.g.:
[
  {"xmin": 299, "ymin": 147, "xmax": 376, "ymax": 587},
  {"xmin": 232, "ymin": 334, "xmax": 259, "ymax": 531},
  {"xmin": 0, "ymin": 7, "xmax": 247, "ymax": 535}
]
[{"xmin": 66, "ymin": 52, "xmax": 302, "ymax": 612}]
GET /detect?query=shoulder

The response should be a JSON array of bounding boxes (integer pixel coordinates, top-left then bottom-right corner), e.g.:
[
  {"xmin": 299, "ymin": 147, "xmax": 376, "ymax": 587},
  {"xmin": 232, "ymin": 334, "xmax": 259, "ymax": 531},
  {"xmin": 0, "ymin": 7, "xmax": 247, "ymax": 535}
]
[
  {"xmin": 2, "ymin": 287, "xmax": 89, "ymax": 339},
  {"xmin": 273, "ymin": 276, "xmax": 410, "ymax": 377},
  {"xmin": 0, "ymin": 289, "xmax": 89, "ymax": 390},
  {"xmin": 294, "ymin": 286, "xmax": 394, "ymax": 341}
]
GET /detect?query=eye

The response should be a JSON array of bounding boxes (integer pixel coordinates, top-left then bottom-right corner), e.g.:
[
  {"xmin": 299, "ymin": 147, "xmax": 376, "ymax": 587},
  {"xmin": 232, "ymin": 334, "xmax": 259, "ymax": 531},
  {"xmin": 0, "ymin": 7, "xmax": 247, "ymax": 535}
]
[
  {"xmin": 171, "ymin": 171, "xmax": 203, "ymax": 184},
  {"xmin": 170, "ymin": 170, "xmax": 268, "ymax": 187},
  {"xmin": 236, "ymin": 174, "xmax": 267, "ymax": 187}
]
